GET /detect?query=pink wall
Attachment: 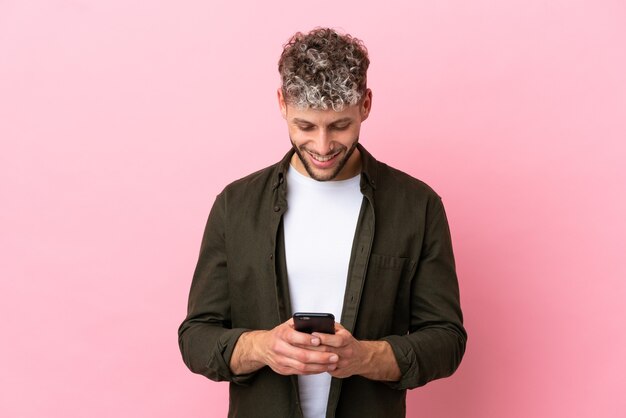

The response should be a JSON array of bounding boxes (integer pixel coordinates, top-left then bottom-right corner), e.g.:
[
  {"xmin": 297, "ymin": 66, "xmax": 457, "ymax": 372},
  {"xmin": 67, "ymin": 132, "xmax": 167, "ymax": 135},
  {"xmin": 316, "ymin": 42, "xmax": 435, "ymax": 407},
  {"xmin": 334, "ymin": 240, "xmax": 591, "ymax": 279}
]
[{"xmin": 1, "ymin": 1, "xmax": 625, "ymax": 417}]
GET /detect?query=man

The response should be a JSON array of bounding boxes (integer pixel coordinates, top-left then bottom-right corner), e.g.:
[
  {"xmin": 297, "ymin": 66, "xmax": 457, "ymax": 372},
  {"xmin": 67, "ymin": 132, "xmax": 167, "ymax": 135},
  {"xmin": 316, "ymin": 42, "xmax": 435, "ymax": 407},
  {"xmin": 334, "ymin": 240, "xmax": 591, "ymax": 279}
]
[{"xmin": 178, "ymin": 28, "xmax": 467, "ymax": 418}]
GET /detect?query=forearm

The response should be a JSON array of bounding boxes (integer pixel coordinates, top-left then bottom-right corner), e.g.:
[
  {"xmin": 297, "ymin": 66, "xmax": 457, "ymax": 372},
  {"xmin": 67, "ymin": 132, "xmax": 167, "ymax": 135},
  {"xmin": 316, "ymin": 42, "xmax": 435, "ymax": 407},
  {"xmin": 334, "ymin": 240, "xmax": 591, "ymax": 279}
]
[
  {"xmin": 229, "ymin": 330, "xmax": 267, "ymax": 375},
  {"xmin": 358, "ymin": 340, "xmax": 402, "ymax": 382}
]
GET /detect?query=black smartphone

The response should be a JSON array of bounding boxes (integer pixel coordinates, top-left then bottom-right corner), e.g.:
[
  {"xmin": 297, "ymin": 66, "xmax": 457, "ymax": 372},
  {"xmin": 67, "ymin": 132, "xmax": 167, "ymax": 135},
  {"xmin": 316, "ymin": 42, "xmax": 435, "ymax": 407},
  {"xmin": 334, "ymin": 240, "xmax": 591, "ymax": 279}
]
[{"xmin": 293, "ymin": 312, "xmax": 336, "ymax": 334}]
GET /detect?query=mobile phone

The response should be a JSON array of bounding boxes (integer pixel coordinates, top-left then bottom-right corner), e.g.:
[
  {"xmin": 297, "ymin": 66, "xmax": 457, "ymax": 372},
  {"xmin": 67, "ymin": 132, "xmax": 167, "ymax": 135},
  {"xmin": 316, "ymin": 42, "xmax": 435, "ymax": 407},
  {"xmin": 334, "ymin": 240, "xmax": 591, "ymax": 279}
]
[{"xmin": 292, "ymin": 312, "xmax": 336, "ymax": 334}]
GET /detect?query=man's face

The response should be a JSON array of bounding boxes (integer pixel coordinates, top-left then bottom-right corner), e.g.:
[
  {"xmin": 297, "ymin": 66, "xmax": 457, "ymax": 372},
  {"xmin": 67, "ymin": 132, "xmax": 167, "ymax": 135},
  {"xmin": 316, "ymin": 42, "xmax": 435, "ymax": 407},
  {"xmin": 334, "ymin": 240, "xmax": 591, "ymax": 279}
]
[{"xmin": 278, "ymin": 89, "xmax": 372, "ymax": 181}]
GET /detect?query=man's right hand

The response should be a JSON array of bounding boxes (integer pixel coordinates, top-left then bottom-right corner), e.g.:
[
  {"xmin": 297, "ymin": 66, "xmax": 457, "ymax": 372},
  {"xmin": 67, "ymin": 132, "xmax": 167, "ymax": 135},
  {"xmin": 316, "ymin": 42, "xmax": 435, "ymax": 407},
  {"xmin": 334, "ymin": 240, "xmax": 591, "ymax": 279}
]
[{"xmin": 229, "ymin": 318, "xmax": 339, "ymax": 376}]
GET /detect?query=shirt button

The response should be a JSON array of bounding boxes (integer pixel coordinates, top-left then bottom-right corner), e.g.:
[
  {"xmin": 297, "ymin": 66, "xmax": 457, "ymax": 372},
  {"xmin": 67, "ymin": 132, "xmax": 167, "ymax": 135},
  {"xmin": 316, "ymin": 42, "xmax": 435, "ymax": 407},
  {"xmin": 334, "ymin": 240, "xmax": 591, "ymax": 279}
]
[
  {"xmin": 274, "ymin": 206, "xmax": 281, "ymax": 212},
  {"xmin": 269, "ymin": 254, "xmax": 273, "ymax": 260}
]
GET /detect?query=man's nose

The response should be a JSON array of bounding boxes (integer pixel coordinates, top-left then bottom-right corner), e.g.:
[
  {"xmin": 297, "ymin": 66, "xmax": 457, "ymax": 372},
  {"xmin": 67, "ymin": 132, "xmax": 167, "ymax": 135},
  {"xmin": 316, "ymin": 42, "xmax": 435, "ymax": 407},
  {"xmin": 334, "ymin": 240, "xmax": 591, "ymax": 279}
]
[{"xmin": 313, "ymin": 129, "xmax": 333, "ymax": 154}]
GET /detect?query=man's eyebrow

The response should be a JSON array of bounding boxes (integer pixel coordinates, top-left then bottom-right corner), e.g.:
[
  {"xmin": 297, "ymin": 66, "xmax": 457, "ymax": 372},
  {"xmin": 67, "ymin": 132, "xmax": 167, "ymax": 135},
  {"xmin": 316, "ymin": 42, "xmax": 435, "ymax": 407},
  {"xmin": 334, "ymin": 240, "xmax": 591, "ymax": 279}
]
[
  {"xmin": 292, "ymin": 117, "xmax": 353, "ymax": 125},
  {"xmin": 329, "ymin": 118, "xmax": 352, "ymax": 125}
]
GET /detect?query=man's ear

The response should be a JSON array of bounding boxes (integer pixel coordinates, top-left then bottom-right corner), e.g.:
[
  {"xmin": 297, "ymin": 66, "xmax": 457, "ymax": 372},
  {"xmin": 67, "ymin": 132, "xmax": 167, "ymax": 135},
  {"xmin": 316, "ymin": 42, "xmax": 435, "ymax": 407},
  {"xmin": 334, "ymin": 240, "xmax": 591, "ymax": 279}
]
[
  {"xmin": 277, "ymin": 88, "xmax": 287, "ymax": 119},
  {"xmin": 360, "ymin": 89, "xmax": 373, "ymax": 121}
]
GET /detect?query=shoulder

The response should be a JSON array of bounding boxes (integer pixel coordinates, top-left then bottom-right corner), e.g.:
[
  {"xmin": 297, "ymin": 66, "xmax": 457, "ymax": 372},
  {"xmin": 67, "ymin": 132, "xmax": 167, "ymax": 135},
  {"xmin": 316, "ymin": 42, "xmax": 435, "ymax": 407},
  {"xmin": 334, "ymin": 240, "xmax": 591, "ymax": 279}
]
[
  {"xmin": 214, "ymin": 151, "xmax": 290, "ymax": 211},
  {"xmin": 214, "ymin": 164, "xmax": 277, "ymax": 207},
  {"xmin": 372, "ymin": 160, "xmax": 449, "ymax": 232},
  {"xmin": 379, "ymin": 162, "xmax": 439, "ymax": 194},
  {"xmin": 360, "ymin": 144, "xmax": 442, "ymax": 204},
  {"xmin": 225, "ymin": 163, "xmax": 279, "ymax": 192},
  {"xmin": 375, "ymin": 160, "xmax": 442, "ymax": 205}
]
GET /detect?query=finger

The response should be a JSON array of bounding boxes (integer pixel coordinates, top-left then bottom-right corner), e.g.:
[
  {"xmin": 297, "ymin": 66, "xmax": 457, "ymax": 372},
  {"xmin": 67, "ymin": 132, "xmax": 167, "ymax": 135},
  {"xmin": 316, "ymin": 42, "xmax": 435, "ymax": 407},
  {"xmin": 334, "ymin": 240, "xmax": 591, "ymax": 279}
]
[
  {"xmin": 312, "ymin": 331, "xmax": 348, "ymax": 348},
  {"xmin": 281, "ymin": 357, "xmax": 337, "ymax": 374},
  {"xmin": 328, "ymin": 368, "xmax": 350, "ymax": 378},
  {"xmin": 273, "ymin": 363, "xmax": 328, "ymax": 376},
  {"xmin": 293, "ymin": 343, "xmax": 331, "ymax": 352},
  {"xmin": 273, "ymin": 338, "xmax": 338, "ymax": 363},
  {"xmin": 274, "ymin": 347, "xmax": 338, "ymax": 374},
  {"xmin": 285, "ymin": 328, "xmax": 322, "ymax": 347}
]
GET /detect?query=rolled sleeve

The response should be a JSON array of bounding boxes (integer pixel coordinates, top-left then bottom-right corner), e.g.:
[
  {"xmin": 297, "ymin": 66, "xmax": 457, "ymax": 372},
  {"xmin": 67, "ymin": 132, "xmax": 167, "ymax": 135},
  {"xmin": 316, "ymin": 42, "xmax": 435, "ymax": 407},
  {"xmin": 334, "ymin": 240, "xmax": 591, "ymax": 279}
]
[
  {"xmin": 209, "ymin": 328, "xmax": 257, "ymax": 385},
  {"xmin": 381, "ymin": 334, "xmax": 420, "ymax": 390}
]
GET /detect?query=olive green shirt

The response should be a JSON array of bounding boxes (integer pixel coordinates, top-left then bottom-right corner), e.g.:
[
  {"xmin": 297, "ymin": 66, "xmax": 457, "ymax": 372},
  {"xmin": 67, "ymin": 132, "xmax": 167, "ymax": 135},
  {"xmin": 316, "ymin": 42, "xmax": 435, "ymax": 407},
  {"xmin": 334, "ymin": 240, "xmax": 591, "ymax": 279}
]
[{"xmin": 178, "ymin": 145, "xmax": 467, "ymax": 418}]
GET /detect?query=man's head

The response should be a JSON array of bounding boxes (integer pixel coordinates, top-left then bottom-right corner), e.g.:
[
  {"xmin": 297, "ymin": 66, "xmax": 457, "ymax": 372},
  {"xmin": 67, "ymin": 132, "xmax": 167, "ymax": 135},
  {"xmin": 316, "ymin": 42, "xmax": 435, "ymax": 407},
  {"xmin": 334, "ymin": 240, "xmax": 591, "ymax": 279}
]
[
  {"xmin": 278, "ymin": 28, "xmax": 372, "ymax": 181},
  {"xmin": 278, "ymin": 27, "xmax": 370, "ymax": 111}
]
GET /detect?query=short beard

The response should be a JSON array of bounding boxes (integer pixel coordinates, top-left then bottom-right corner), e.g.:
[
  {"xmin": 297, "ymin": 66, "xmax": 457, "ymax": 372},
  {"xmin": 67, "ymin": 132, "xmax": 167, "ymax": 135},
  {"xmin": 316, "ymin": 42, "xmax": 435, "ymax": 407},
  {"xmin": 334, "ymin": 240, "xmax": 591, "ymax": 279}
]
[{"xmin": 291, "ymin": 137, "xmax": 359, "ymax": 181}]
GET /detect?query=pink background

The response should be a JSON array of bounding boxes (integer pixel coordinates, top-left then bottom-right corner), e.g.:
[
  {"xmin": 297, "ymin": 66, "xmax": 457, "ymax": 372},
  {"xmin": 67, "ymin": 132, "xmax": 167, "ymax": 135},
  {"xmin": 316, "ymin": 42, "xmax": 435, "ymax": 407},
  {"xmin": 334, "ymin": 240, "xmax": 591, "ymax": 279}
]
[{"xmin": 1, "ymin": 1, "xmax": 625, "ymax": 417}]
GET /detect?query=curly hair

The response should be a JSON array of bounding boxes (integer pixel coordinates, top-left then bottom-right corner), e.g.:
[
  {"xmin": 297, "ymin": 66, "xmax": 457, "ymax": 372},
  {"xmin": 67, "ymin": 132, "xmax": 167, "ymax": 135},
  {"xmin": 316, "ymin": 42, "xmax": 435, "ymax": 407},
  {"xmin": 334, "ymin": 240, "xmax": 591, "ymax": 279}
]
[{"xmin": 278, "ymin": 28, "xmax": 370, "ymax": 111}]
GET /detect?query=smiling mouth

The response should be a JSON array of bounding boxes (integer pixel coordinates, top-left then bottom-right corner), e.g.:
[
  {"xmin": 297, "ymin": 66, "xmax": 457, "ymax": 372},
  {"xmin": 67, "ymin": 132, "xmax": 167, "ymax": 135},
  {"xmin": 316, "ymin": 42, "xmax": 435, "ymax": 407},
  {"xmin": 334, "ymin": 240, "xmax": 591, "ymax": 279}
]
[{"xmin": 307, "ymin": 150, "xmax": 341, "ymax": 162}]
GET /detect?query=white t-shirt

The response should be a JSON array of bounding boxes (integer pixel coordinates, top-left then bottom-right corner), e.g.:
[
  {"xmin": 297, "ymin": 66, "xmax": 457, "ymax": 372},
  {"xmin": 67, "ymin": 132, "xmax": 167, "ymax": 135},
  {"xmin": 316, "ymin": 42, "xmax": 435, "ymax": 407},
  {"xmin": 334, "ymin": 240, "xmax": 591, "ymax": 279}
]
[{"xmin": 283, "ymin": 165, "xmax": 363, "ymax": 418}]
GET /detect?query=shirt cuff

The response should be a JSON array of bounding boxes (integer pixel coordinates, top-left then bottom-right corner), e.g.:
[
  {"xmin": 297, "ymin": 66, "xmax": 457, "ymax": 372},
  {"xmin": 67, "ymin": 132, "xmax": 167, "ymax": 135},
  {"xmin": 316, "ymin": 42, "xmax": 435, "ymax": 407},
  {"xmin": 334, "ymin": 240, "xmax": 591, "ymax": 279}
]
[
  {"xmin": 380, "ymin": 334, "xmax": 420, "ymax": 390},
  {"xmin": 207, "ymin": 327, "xmax": 258, "ymax": 385}
]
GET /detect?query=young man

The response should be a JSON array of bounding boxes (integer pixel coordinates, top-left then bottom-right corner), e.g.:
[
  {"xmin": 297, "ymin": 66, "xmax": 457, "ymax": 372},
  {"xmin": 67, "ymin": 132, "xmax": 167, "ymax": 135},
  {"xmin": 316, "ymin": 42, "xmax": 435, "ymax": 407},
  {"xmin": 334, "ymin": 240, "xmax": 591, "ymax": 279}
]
[{"xmin": 178, "ymin": 28, "xmax": 467, "ymax": 418}]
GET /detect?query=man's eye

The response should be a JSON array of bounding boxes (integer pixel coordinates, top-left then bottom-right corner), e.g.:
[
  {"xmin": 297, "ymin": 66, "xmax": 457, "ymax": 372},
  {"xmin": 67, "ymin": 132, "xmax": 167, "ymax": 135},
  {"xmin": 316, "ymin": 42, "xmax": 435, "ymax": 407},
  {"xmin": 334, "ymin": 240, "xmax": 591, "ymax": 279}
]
[
  {"xmin": 332, "ymin": 124, "xmax": 350, "ymax": 131},
  {"xmin": 298, "ymin": 125, "xmax": 314, "ymax": 131}
]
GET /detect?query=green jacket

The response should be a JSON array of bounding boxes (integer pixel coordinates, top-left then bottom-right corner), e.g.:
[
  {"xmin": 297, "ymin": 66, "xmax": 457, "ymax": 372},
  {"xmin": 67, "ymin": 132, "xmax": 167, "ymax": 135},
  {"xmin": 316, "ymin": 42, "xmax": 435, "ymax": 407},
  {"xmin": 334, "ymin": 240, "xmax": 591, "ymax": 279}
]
[{"xmin": 178, "ymin": 145, "xmax": 467, "ymax": 418}]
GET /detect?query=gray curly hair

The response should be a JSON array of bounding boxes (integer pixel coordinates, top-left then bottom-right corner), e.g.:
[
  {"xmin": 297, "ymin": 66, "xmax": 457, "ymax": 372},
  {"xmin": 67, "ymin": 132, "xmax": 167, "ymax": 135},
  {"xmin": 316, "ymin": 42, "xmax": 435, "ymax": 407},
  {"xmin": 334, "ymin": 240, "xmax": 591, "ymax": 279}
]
[{"xmin": 278, "ymin": 28, "xmax": 370, "ymax": 111}]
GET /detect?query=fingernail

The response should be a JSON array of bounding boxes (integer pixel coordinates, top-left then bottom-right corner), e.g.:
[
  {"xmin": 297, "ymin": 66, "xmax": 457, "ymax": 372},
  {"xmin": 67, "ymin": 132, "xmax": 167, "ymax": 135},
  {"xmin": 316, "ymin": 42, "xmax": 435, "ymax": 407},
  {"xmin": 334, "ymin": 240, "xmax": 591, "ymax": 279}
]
[
  {"xmin": 330, "ymin": 355, "xmax": 338, "ymax": 362},
  {"xmin": 311, "ymin": 338, "xmax": 320, "ymax": 345}
]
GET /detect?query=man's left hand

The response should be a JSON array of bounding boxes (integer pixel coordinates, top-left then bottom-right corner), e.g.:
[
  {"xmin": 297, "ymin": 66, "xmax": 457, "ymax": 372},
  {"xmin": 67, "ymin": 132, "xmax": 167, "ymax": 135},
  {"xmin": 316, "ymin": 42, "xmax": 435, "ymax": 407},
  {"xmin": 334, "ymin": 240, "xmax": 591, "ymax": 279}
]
[{"xmin": 312, "ymin": 323, "xmax": 401, "ymax": 381}]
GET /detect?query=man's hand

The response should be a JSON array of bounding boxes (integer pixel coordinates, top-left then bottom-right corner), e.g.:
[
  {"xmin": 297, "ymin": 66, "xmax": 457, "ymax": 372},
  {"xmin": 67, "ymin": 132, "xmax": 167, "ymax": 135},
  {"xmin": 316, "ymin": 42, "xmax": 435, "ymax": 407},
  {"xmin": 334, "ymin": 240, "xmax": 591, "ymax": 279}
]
[
  {"xmin": 230, "ymin": 319, "xmax": 339, "ymax": 376},
  {"xmin": 313, "ymin": 323, "xmax": 402, "ymax": 382}
]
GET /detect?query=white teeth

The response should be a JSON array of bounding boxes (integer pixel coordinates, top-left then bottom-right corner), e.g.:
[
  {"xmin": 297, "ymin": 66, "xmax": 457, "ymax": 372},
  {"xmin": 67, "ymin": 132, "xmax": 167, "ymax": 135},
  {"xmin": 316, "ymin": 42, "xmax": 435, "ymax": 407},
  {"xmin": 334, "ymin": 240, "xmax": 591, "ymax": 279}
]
[{"xmin": 310, "ymin": 152, "xmax": 338, "ymax": 162}]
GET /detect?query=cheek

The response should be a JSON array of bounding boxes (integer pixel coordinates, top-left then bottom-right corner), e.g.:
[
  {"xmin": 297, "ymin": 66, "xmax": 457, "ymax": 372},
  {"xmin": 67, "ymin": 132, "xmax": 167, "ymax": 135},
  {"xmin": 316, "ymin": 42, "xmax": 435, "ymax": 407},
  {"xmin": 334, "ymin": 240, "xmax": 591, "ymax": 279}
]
[
  {"xmin": 286, "ymin": 127, "xmax": 301, "ymax": 142},
  {"xmin": 289, "ymin": 130, "xmax": 314, "ymax": 147},
  {"xmin": 336, "ymin": 129, "xmax": 359, "ymax": 145},
  {"xmin": 289, "ymin": 132, "xmax": 304, "ymax": 146}
]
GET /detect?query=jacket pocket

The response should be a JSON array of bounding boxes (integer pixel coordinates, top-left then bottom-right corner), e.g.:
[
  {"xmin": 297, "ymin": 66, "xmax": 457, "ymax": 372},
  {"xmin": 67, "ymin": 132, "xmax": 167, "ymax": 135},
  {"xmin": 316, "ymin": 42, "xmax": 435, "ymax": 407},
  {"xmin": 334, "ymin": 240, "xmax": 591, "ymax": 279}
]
[
  {"xmin": 355, "ymin": 253, "xmax": 409, "ymax": 339},
  {"xmin": 369, "ymin": 253, "xmax": 407, "ymax": 271}
]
